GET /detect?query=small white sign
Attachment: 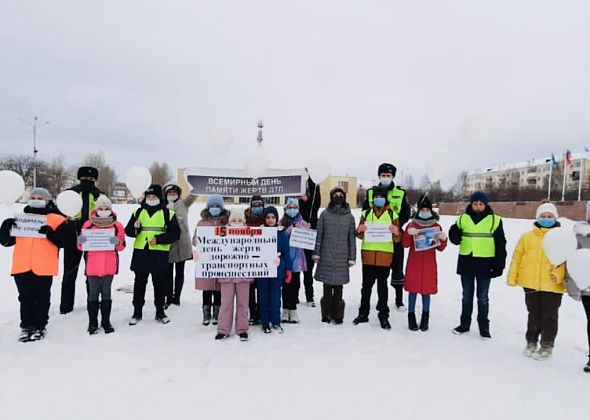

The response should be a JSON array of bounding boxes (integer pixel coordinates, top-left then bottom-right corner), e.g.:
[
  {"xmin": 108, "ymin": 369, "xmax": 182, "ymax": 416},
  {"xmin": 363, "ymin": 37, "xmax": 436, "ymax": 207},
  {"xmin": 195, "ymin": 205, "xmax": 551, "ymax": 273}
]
[
  {"xmin": 289, "ymin": 227, "xmax": 317, "ymax": 251},
  {"xmin": 364, "ymin": 223, "xmax": 392, "ymax": 243},
  {"xmin": 81, "ymin": 228, "xmax": 116, "ymax": 251},
  {"xmin": 10, "ymin": 213, "xmax": 46, "ymax": 238}
]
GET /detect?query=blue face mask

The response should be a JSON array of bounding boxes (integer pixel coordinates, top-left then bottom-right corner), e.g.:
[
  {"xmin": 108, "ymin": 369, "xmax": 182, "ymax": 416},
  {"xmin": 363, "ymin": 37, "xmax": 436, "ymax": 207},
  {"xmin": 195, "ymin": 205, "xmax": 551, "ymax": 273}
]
[
  {"xmin": 418, "ymin": 211, "xmax": 432, "ymax": 219},
  {"xmin": 537, "ymin": 218, "xmax": 556, "ymax": 228},
  {"xmin": 208, "ymin": 207, "xmax": 222, "ymax": 217},
  {"xmin": 380, "ymin": 177, "xmax": 392, "ymax": 187},
  {"xmin": 251, "ymin": 207, "xmax": 264, "ymax": 216},
  {"xmin": 286, "ymin": 208, "xmax": 299, "ymax": 218},
  {"xmin": 373, "ymin": 197, "xmax": 386, "ymax": 207}
]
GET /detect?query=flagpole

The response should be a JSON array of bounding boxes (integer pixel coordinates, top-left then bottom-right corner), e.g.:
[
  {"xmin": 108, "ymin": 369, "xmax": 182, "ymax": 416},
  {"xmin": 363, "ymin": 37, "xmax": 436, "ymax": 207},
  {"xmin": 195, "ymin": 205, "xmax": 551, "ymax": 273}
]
[
  {"xmin": 548, "ymin": 162, "xmax": 552, "ymax": 200},
  {"xmin": 561, "ymin": 158, "xmax": 567, "ymax": 202},
  {"xmin": 579, "ymin": 155, "xmax": 586, "ymax": 202}
]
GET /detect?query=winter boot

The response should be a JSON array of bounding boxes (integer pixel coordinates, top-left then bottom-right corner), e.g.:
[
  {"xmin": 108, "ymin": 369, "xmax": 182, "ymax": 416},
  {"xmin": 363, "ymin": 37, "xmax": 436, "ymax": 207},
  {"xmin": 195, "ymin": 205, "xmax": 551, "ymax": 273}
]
[
  {"xmin": 100, "ymin": 300, "xmax": 115, "ymax": 334},
  {"xmin": 263, "ymin": 325, "xmax": 272, "ymax": 334},
  {"xmin": 212, "ymin": 305, "xmax": 220, "ymax": 325},
  {"xmin": 215, "ymin": 332, "xmax": 229, "ymax": 340},
  {"xmin": 523, "ymin": 342, "xmax": 537, "ymax": 357},
  {"xmin": 129, "ymin": 307, "xmax": 142, "ymax": 326},
  {"xmin": 289, "ymin": 310, "xmax": 299, "ymax": 324},
  {"xmin": 532, "ymin": 346, "xmax": 552, "ymax": 360},
  {"xmin": 281, "ymin": 309, "xmax": 290, "ymax": 323},
  {"xmin": 202, "ymin": 305, "xmax": 212, "ymax": 326},
  {"xmin": 378, "ymin": 313, "xmax": 391, "ymax": 330},
  {"xmin": 18, "ymin": 328, "xmax": 33, "ymax": 343},
  {"xmin": 239, "ymin": 332, "xmax": 249, "ymax": 341},
  {"xmin": 320, "ymin": 297, "xmax": 331, "ymax": 323},
  {"xmin": 30, "ymin": 328, "xmax": 46, "ymax": 341},
  {"xmin": 452, "ymin": 325, "xmax": 470, "ymax": 335},
  {"xmin": 332, "ymin": 299, "xmax": 345, "ymax": 324},
  {"xmin": 419, "ymin": 312, "xmax": 429, "ymax": 332},
  {"xmin": 353, "ymin": 313, "xmax": 369, "ymax": 325},
  {"xmin": 87, "ymin": 301, "xmax": 100, "ymax": 335},
  {"xmin": 408, "ymin": 312, "xmax": 418, "ymax": 331},
  {"xmin": 584, "ymin": 355, "xmax": 590, "ymax": 373},
  {"xmin": 479, "ymin": 329, "xmax": 492, "ymax": 340},
  {"xmin": 155, "ymin": 308, "xmax": 170, "ymax": 324}
]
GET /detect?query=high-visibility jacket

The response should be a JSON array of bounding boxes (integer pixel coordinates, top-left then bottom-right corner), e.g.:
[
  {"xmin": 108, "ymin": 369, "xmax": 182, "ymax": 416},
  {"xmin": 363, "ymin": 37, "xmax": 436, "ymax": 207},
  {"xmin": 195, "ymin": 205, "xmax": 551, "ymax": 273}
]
[
  {"xmin": 134, "ymin": 208, "xmax": 174, "ymax": 252},
  {"xmin": 457, "ymin": 213, "xmax": 501, "ymax": 258},
  {"xmin": 368, "ymin": 187, "xmax": 405, "ymax": 214},
  {"xmin": 361, "ymin": 209, "xmax": 395, "ymax": 254}
]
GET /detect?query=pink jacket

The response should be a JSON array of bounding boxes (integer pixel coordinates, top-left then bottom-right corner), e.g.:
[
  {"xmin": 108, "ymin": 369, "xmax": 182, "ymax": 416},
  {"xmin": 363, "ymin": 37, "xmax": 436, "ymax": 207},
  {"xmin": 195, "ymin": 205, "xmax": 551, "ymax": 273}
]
[{"xmin": 77, "ymin": 213, "xmax": 126, "ymax": 277}]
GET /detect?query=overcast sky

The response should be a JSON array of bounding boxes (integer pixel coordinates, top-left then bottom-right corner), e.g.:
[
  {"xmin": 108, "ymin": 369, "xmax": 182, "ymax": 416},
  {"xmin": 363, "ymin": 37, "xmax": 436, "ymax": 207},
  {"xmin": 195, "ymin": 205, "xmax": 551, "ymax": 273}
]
[{"xmin": 1, "ymin": 0, "xmax": 589, "ymax": 188}]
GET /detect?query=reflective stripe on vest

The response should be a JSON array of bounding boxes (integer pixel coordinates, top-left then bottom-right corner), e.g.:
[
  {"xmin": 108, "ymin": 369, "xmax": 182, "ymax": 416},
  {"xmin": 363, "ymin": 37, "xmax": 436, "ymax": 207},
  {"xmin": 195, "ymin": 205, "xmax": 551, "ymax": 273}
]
[
  {"xmin": 71, "ymin": 192, "xmax": 96, "ymax": 221},
  {"xmin": 368, "ymin": 187, "xmax": 404, "ymax": 214},
  {"xmin": 361, "ymin": 209, "xmax": 394, "ymax": 253},
  {"xmin": 457, "ymin": 214, "xmax": 501, "ymax": 258},
  {"xmin": 134, "ymin": 209, "xmax": 173, "ymax": 252}
]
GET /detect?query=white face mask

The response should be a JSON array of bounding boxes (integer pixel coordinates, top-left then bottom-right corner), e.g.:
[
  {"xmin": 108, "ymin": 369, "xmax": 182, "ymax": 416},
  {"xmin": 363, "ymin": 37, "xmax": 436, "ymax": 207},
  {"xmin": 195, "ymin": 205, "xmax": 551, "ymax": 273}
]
[
  {"xmin": 146, "ymin": 199, "xmax": 160, "ymax": 207},
  {"xmin": 96, "ymin": 210, "xmax": 112, "ymax": 218},
  {"xmin": 168, "ymin": 194, "xmax": 179, "ymax": 202},
  {"xmin": 29, "ymin": 199, "xmax": 46, "ymax": 208}
]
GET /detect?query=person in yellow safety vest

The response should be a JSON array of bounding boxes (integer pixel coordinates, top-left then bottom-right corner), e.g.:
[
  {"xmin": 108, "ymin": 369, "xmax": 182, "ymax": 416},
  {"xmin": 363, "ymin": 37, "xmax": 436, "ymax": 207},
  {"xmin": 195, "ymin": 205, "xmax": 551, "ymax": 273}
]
[
  {"xmin": 60, "ymin": 166, "xmax": 104, "ymax": 315},
  {"xmin": 354, "ymin": 185, "xmax": 402, "ymax": 330},
  {"xmin": 448, "ymin": 191, "xmax": 507, "ymax": 339},
  {"xmin": 125, "ymin": 184, "xmax": 181, "ymax": 325},
  {"xmin": 362, "ymin": 163, "xmax": 411, "ymax": 312}
]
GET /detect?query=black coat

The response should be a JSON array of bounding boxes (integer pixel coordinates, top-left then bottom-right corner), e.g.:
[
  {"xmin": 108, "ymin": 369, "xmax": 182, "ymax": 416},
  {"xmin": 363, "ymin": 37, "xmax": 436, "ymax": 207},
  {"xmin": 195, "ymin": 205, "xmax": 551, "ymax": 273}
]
[
  {"xmin": 299, "ymin": 178, "xmax": 321, "ymax": 229},
  {"xmin": 449, "ymin": 205, "xmax": 507, "ymax": 278},
  {"xmin": 362, "ymin": 183, "xmax": 411, "ymax": 227},
  {"xmin": 125, "ymin": 203, "xmax": 181, "ymax": 274}
]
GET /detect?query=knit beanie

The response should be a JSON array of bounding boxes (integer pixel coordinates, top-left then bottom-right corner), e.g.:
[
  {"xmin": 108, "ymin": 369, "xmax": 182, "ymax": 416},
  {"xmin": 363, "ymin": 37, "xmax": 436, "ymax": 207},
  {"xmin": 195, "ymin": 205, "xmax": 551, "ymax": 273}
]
[
  {"xmin": 469, "ymin": 191, "xmax": 489, "ymax": 205},
  {"xmin": 95, "ymin": 195, "xmax": 112, "ymax": 209},
  {"xmin": 206, "ymin": 194, "xmax": 225, "ymax": 210},
  {"xmin": 144, "ymin": 184, "xmax": 163, "ymax": 200},
  {"xmin": 228, "ymin": 205, "xmax": 247, "ymax": 224},
  {"xmin": 286, "ymin": 197, "xmax": 299, "ymax": 208},
  {"xmin": 263, "ymin": 206, "xmax": 279, "ymax": 220},
  {"xmin": 163, "ymin": 183, "xmax": 182, "ymax": 196},
  {"xmin": 250, "ymin": 195, "xmax": 264, "ymax": 207},
  {"xmin": 416, "ymin": 195, "xmax": 433, "ymax": 211},
  {"xmin": 30, "ymin": 187, "xmax": 52, "ymax": 201},
  {"xmin": 536, "ymin": 202, "xmax": 559, "ymax": 219}
]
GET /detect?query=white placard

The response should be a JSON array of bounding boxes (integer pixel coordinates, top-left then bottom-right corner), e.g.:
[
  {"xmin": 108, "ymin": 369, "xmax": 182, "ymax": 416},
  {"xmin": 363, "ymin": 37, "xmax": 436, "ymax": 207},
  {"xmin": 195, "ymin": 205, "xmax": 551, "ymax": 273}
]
[
  {"xmin": 289, "ymin": 227, "xmax": 317, "ymax": 250},
  {"xmin": 364, "ymin": 223, "xmax": 393, "ymax": 243},
  {"xmin": 10, "ymin": 213, "xmax": 46, "ymax": 238},
  {"xmin": 81, "ymin": 228, "xmax": 115, "ymax": 251},
  {"xmin": 194, "ymin": 226, "xmax": 277, "ymax": 278}
]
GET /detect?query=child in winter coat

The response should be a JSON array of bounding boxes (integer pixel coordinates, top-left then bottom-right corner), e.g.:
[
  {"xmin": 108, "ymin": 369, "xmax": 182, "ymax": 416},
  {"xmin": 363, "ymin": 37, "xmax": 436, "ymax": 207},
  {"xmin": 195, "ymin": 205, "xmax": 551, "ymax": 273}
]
[
  {"xmin": 313, "ymin": 187, "xmax": 356, "ymax": 324},
  {"xmin": 402, "ymin": 195, "xmax": 447, "ymax": 332},
  {"xmin": 163, "ymin": 183, "xmax": 196, "ymax": 307},
  {"xmin": 77, "ymin": 196, "xmax": 126, "ymax": 334},
  {"xmin": 245, "ymin": 195, "xmax": 266, "ymax": 325},
  {"xmin": 566, "ymin": 219, "xmax": 590, "ymax": 372},
  {"xmin": 215, "ymin": 206, "xmax": 254, "ymax": 341},
  {"xmin": 280, "ymin": 197, "xmax": 309, "ymax": 323},
  {"xmin": 257, "ymin": 206, "xmax": 292, "ymax": 333},
  {"xmin": 507, "ymin": 203, "xmax": 566, "ymax": 360},
  {"xmin": 0, "ymin": 188, "xmax": 69, "ymax": 342},
  {"xmin": 193, "ymin": 194, "xmax": 227, "ymax": 326},
  {"xmin": 354, "ymin": 185, "xmax": 402, "ymax": 330}
]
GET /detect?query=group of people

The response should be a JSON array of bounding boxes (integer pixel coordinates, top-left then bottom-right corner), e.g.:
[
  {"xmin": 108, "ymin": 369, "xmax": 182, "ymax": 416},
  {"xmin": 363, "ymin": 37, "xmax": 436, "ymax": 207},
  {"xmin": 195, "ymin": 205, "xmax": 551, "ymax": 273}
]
[{"xmin": 1, "ymin": 162, "xmax": 589, "ymax": 373}]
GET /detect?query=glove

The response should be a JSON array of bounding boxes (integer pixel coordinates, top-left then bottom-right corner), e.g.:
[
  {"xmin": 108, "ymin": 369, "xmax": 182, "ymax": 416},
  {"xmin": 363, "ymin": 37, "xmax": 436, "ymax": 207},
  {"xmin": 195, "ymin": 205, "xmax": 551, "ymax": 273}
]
[
  {"xmin": 2, "ymin": 218, "xmax": 16, "ymax": 231},
  {"xmin": 38, "ymin": 225, "xmax": 52, "ymax": 235},
  {"xmin": 389, "ymin": 225, "xmax": 400, "ymax": 235},
  {"xmin": 573, "ymin": 223, "xmax": 590, "ymax": 236},
  {"xmin": 436, "ymin": 231, "xmax": 448, "ymax": 241},
  {"xmin": 284, "ymin": 270, "xmax": 292, "ymax": 284},
  {"xmin": 357, "ymin": 225, "xmax": 367, "ymax": 233},
  {"xmin": 407, "ymin": 227, "xmax": 419, "ymax": 236},
  {"xmin": 77, "ymin": 235, "xmax": 87, "ymax": 245},
  {"xmin": 490, "ymin": 267, "xmax": 503, "ymax": 278},
  {"xmin": 312, "ymin": 255, "xmax": 320, "ymax": 263},
  {"xmin": 134, "ymin": 220, "xmax": 141, "ymax": 229},
  {"xmin": 274, "ymin": 253, "xmax": 281, "ymax": 266},
  {"xmin": 109, "ymin": 236, "xmax": 120, "ymax": 245},
  {"xmin": 348, "ymin": 260, "xmax": 356, "ymax": 267}
]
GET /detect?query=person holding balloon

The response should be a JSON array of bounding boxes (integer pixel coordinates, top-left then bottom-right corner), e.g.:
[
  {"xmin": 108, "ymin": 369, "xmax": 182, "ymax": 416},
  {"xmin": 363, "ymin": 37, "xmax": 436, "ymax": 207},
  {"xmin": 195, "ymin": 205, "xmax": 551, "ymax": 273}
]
[
  {"xmin": 0, "ymin": 187, "xmax": 70, "ymax": 342},
  {"xmin": 125, "ymin": 184, "xmax": 181, "ymax": 325},
  {"xmin": 507, "ymin": 202, "xmax": 566, "ymax": 360},
  {"xmin": 59, "ymin": 166, "xmax": 104, "ymax": 315}
]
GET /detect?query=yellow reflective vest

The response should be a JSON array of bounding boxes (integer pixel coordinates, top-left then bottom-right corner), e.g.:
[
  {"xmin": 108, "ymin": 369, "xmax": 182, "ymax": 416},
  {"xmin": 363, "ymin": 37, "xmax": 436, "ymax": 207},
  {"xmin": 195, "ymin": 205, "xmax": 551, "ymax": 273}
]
[
  {"xmin": 361, "ymin": 209, "xmax": 395, "ymax": 254},
  {"xmin": 134, "ymin": 208, "xmax": 174, "ymax": 252},
  {"xmin": 457, "ymin": 213, "xmax": 501, "ymax": 258}
]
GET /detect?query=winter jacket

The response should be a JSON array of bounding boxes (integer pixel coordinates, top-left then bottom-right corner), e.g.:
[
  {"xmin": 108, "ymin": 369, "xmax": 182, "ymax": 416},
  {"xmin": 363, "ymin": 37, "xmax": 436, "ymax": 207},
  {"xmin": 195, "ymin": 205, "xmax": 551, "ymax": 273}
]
[
  {"xmin": 125, "ymin": 203, "xmax": 181, "ymax": 274},
  {"xmin": 356, "ymin": 206, "xmax": 401, "ymax": 267},
  {"xmin": 245, "ymin": 208, "xmax": 265, "ymax": 227},
  {"xmin": 402, "ymin": 220, "xmax": 447, "ymax": 295},
  {"xmin": 566, "ymin": 221, "xmax": 590, "ymax": 300},
  {"xmin": 166, "ymin": 194, "xmax": 196, "ymax": 263},
  {"xmin": 78, "ymin": 213, "xmax": 126, "ymax": 277},
  {"xmin": 449, "ymin": 205, "xmax": 507, "ymax": 278},
  {"xmin": 259, "ymin": 227, "xmax": 293, "ymax": 281},
  {"xmin": 192, "ymin": 209, "xmax": 230, "ymax": 291},
  {"xmin": 362, "ymin": 182, "xmax": 411, "ymax": 226},
  {"xmin": 0, "ymin": 204, "xmax": 69, "ymax": 276},
  {"xmin": 507, "ymin": 223, "xmax": 566, "ymax": 294},
  {"xmin": 299, "ymin": 178, "xmax": 321, "ymax": 229},
  {"xmin": 282, "ymin": 213, "xmax": 309, "ymax": 272},
  {"xmin": 313, "ymin": 205, "xmax": 356, "ymax": 285}
]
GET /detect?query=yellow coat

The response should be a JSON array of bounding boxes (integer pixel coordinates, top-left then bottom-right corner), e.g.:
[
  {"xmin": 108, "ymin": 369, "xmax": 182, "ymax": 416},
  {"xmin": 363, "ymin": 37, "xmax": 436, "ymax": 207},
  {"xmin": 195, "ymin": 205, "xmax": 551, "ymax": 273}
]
[{"xmin": 507, "ymin": 225, "xmax": 566, "ymax": 293}]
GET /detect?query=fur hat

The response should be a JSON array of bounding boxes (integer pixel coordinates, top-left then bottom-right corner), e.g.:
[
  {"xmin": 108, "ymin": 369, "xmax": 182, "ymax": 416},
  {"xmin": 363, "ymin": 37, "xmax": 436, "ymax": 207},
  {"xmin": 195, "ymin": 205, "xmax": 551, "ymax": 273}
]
[
  {"xmin": 536, "ymin": 202, "xmax": 558, "ymax": 219},
  {"xmin": 77, "ymin": 166, "xmax": 99, "ymax": 180},
  {"xmin": 30, "ymin": 187, "xmax": 52, "ymax": 201},
  {"xmin": 469, "ymin": 191, "xmax": 489, "ymax": 205},
  {"xmin": 144, "ymin": 184, "xmax": 162, "ymax": 200},
  {"xmin": 95, "ymin": 195, "xmax": 112, "ymax": 209},
  {"xmin": 378, "ymin": 163, "xmax": 396, "ymax": 177},
  {"xmin": 206, "ymin": 194, "xmax": 225, "ymax": 210}
]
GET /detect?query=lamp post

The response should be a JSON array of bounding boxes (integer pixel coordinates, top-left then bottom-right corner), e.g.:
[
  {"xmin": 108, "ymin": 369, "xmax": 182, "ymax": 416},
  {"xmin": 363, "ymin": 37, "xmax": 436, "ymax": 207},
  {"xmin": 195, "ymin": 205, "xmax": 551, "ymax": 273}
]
[
  {"xmin": 19, "ymin": 116, "xmax": 49, "ymax": 188},
  {"xmin": 257, "ymin": 120, "xmax": 263, "ymax": 147}
]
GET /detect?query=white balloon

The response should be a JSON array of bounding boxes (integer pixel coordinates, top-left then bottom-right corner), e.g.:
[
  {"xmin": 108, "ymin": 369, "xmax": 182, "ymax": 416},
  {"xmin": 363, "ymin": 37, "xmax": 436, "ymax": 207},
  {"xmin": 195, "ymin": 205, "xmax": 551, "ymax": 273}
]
[
  {"xmin": 125, "ymin": 167, "xmax": 152, "ymax": 198},
  {"xmin": 307, "ymin": 157, "xmax": 331, "ymax": 184},
  {"xmin": 56, "ymin": 190, "xmax": 83, "ymax": 218},
  {"xmin": 566, "ymin": 249, "xmax": 590, "ymax": 290},
  {"xmin": 0, "ymin": 170, "xmax": 25, "ymax": 204},
  {"xmin": 244, "ymin": 151, "xmax": 270, "ymax": 179},
  {"xmin": 542, "ymin": 227, "xmax": 578, "ymax": 265}
]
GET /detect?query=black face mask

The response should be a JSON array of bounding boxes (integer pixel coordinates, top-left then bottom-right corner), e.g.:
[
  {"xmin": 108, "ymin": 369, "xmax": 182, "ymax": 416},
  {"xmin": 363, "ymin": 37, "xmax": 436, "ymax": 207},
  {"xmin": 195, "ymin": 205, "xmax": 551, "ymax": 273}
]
[
  {"xmin": 332, "ymin": 196, "xmax": 345, "ymax": 206},
  {"xmin": 80, "ymin": 179, "xmax": 95, "ymax": 191}
]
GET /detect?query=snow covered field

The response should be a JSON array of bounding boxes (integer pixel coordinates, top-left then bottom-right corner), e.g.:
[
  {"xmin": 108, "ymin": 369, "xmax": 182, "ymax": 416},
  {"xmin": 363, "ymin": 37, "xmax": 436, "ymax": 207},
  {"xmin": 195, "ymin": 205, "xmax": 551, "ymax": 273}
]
[{"xmin": 0, "ymin": 204, "xmax": 587, "ymax": 420}]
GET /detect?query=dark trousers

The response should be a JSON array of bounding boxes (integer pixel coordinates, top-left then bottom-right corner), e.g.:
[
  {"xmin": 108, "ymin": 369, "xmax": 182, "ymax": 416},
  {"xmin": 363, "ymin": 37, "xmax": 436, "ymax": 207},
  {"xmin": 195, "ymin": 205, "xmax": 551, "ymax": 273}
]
[
  {"xmin": 133, "ymin": 272, "xmax": 167, "ymax": 314},
  {"xmin": 359, "ymin": 265, "xmax": 390, "ymax": 317},
  {"xmin": 87, "ymin": 275, "xmax": 113, "ymax": 302},
  {"xmin": 166, "ymin": 261, "xmax": 185, "ymax": 303},
  {"xmin": 524, "ymin": 289, "xmax": 562, "ymax": 348},
  {"xmin": 249, "ymin": 282, "xmax": 259, "ymax": 321},
  {"xmin": 257, "ymin": 277, "xmax": 282, "ymax": 326},
  {"xmin": 60, "ymin": 244, "xmax": 83, "ymax": 313},
  {"xmin": 302, "ymin": 249, "xmax": 315, "ymax": 302},
  {"xmin": 390, "ymin": 242, "xmax": 404, "ymax": 306},
  {"xmin": 14, "ymin": 272, "xmax": 53, "ymax": 330},
  {"xmin": 323, "ymin": 284, "xmax": 344, "ymax": 320},
  {"xmin": 282, "ymin": 272, "xmax": 301, "ymax": 310},
  {"xmin": 203, "ymin": 290, "xmax": 221, "ymax": 306},
  {"xmin": 459, "ymin": 275, "xmax": 491, "ymax": 331},
  {"xmin": 583, "ymin": 296, "xmax": 590, "ymax": 352}
]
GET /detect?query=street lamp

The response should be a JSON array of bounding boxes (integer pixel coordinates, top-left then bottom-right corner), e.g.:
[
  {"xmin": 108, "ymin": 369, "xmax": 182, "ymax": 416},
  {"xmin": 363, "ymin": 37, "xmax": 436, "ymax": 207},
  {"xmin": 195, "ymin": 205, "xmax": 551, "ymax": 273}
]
[
  {"xmin": 257, "ymin": 120, "xmax": 263, "ymax": 147},
  {"xmin": 19, "ymin": 116, "xmax": 50, "ymax": 188}
]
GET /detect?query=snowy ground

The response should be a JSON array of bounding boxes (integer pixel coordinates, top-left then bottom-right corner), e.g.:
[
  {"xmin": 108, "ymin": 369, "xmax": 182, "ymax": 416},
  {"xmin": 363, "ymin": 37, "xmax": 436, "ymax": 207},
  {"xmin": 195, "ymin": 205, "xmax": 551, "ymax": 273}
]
[{"xmin": 0, "ymin": 203, "xmax": 587, "ymax": 420}]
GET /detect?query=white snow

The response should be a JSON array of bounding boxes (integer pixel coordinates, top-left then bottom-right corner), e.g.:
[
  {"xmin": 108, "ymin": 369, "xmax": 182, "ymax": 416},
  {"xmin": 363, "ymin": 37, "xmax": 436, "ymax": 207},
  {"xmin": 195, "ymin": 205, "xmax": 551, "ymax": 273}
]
[{"xmin": 0, "ymin": 204, "xmax": 587, "ymax": 420}]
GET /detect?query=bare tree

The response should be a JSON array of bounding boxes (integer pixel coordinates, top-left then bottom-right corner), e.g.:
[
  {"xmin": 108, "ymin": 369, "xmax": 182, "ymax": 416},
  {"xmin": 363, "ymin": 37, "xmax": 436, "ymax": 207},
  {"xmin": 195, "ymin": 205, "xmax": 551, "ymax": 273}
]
[
  {"xmin": 402, "ymin": 174, "xmax": 414, "ymax": 189},
  {"xmin": 41, "ymin": 155, "xmax": 71, "ymax": 197},
  {"xmin": 149, "ymin": 161, "xmax": 172, "ymax": 186},
  {"xmin": 0, "ymin": 154, "xmax": 35, "ymax": 187},
  {"xmin": 451, "ymin": 171, "xmax": 468, "ymax": 200},
  {"xmin": 82, "ymin": 152, "xmax": 116, "ymax": 195}
]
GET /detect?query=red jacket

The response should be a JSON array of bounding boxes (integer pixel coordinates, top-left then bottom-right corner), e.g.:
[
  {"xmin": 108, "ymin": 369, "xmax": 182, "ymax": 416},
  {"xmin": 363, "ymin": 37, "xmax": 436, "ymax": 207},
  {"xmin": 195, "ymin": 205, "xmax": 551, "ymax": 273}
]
[
  {"xmin": 77, "ymin": 213, "xmax": 126, "ymax": 277},
  {"xmin": 402, "ymin": 221, "xmax": 447, "ymax": 295}
]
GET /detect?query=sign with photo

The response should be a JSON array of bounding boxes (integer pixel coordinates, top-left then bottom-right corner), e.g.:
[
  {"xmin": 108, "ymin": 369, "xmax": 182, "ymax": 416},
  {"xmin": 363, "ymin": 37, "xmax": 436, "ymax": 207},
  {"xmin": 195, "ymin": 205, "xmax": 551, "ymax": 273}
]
[{"xmin": 414, "ymin": 226, "xmax": 442, "ymax": 251}]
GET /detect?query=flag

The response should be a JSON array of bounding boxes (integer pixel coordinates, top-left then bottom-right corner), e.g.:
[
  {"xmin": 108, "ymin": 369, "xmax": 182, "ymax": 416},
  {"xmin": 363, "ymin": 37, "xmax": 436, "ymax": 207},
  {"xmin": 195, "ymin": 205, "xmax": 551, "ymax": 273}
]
[
  {"xmin": 565, "ymin": 150, "xmax": 573, "ymax": 166},
  {"xmin": 551, "ymin": 153, "xmax": 558, "ymax": 168}
]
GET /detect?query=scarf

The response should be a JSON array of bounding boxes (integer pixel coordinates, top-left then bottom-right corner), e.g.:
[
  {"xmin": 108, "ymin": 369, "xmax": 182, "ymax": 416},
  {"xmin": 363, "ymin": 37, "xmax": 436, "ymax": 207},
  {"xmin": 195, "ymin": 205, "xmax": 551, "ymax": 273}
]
[
  {"xmin": 89, "ymin": 213, "xmax": 116, "ymax": 228},
  {"xmin": 412, "ymin": 218, "xmax": 438, "ymax": 228}
]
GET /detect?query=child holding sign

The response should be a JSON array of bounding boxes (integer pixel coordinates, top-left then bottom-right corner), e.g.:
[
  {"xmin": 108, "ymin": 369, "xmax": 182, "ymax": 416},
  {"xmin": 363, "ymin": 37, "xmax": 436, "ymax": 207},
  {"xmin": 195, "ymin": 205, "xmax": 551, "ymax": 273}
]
[
  {"xmin": 280, "ymin": 198, "xmax": 309, "ymax": 324},
  {"xmin": 403, "ymin": 195, "xmax": 447, "ymax": 332},
  {"xmin": 0, "ymin": 188, "xmax": 69, "ymax": 342},
  {"xmin": 77, "ymin": 196, "xmax": 126, "ymax": 334}
]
